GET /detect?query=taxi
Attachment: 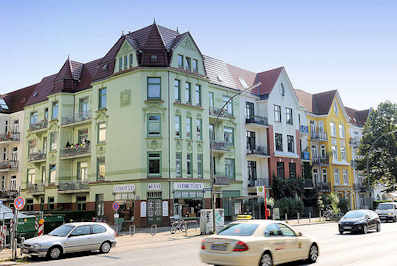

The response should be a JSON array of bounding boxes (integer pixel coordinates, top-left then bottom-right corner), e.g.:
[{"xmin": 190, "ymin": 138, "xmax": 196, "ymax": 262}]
[{"xmin": 200, "ymin": 219, "xmax": 319, "ymax": 266}]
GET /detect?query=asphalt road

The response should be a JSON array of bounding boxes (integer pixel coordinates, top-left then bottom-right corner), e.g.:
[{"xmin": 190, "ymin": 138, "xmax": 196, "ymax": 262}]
[{"xmin": 27, "ymin": 222, "xmax": 397, "ymax": 266}]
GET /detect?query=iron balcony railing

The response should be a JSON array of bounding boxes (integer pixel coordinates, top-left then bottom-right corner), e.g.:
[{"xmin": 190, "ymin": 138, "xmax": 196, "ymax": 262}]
[
  {"xmin": 245, "ymin": 115, "xmax": 268, "ymax": 126},
  {"xmin": 0, "ymin": 189, "xmax": 18, "ymax": 199},
  {"xmin": 209, "ymin": 107, "xmax": 234, "ymax": 119},
  {"xmin": 311, "ymin": 131, "xmax": 328, "ymax": 141},
  {"xmin": 62, "ymin": 112, "xmax": 92, "ymax": 126},
  {"xmin": 247, "ymin": 145, "xmax": 269, "ymax": 156},
  {"xmin": 0, "ymin": 160, "xmax": 18, "ymax": 170},
  {"xmin": 61, "ymin": 144, "xmax": 91, "ymax": 158},
  {"xmin": 211, "ymin": 141, "xmax": 233, "ymax": 151},
  {"xmin": 248, "ymin": 178, "xmax": 269, "ymax": 187},
  {"xmin": 214, "ymin": 176, "xmax": 233, "ymax": 185},
  {"xmin": 29, "ymin": 120, "xmax": 48, "ymax": 131},
  {"xmin": 0, "ymin": 132, "xmax": 20, "ymax": 142},
  {"xmin": 58, "ymin": 180, "xmax": 89, "ymax": 191},
  {"xmin": 315, "ymin": 182, "xmax": 331, "ymax": 192},
  {"xmin": 312, "ymin": 155, "xmax": 330, "ymax": 165},
  {"xmin": 27, "ymin": 183, "xmax": 45, "ymax": 193},
  {"xmin": 29, "ymin": 152, "xmax": 46, "ymax": 162}
]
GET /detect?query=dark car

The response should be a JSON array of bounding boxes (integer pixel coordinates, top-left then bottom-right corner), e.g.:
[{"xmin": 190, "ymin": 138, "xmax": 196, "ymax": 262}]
[{"xmin": 338, "ymin": 210, "xmax": 380, "ymax": 234}]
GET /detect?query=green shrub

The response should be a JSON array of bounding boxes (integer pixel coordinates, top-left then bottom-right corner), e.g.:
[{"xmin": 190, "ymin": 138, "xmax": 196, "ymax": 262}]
[
  {"xmin": 338, "ymin": 198, "xmax": 350, "ymax": 214},
  {"xmin": 274, "ymin": 197, "xmax": 304, "ymax": 219}
]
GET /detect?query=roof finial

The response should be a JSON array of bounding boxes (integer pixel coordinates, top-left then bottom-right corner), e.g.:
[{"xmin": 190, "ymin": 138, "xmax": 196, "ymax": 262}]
[{"xmin": 153, "ymin": 17, "xmax": 156, "ymax": 24}]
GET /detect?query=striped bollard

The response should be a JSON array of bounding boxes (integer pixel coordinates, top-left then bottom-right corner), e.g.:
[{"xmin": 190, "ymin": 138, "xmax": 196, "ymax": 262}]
[
  {"xmin": 38, "ymin": 219, "xmax": 44, "ymax": 237},
  {"xmin": 0, "ymin": 225, "xmax": 5, "ymax": 249}
]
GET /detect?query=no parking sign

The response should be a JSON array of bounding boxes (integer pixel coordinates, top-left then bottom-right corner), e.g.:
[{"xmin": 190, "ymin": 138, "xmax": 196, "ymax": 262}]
[
  {"xmin": 112, "ymin": 201, "xmax": 120, "ymax": 211},
  {"xmin": 14, "ymin": 196, "xmax": 25, "ymax": 210}
]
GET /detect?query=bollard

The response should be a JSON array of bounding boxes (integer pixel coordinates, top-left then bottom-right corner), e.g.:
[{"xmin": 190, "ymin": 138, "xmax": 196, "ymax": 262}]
[
  {"xmin": 20, "ymin": 237, "xmax": 25, "ymax": 256},
  {"xmin": 285, "ymin": 213, "xmax": 288, "ymax": 223},
  {"xmin": 297, "ymin": 213, "xmax": 300, "ymax": 224},
  {"xmin": 184, "ymin": 221, "xmax": 188, "ymax": 236},
  {"xmin": 151, "ymin": 224, "xmax": 157, "ymax": 236},
  {"xmin": 309, "ymin": 212, "xmax": 311, "ymax": 223},
  {"xmin": 129, "ymin": 224, "xmax": 136, "ymax": 236}
]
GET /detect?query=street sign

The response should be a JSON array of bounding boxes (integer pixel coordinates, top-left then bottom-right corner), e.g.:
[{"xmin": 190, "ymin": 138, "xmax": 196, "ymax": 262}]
[
  {"xmin": 112, "ymin": 201, "xmax": 120, "ymax": 211},
  {"xmin": 14, "ymin": 197, "xmax": 25, "ymax": 210},
  {"xmin": 256, "ymin": 186, "xmax": 265, "ymax": 197}
]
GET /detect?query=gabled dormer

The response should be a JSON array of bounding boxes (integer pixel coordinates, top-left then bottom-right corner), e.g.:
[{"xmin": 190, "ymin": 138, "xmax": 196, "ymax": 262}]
[
  {"xmin": 170, "ymin": 33, "xmax": 205, "ymax": 76},
  {"xmin": 113, "ymin": 39, "xmax": 138, "ymax": 74},
  {"xmin": 52, "ymin": 57, "xmax": 83, "ymax": 94}
]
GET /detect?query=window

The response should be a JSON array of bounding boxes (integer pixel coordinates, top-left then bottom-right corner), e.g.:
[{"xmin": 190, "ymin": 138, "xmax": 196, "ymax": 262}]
[
  {"xmin": 95, "ymin": 194, "xmax": 104, "ymax": 217},
  {"xmin": 193, "ymin": 59, "xmax": 198, "ymax": 73},
  {"xmin": 186, "ymin": 117, "xmax": 192, "ymax": 139},
  {"xmin": 286, "ymin": 108, "xmax": 293, "ymax": 125},
  {"xmin": 225, "ymin": 159, "xmax": 235, "ymax": 180},
  {"xmin": 50, "ymin": 132, "xmax": 57, "ymax": 151},
  {"xmin": 150, "ymin": 55, "xmax": 157, "ymax": 63},
  {"xmin": 334, "ymin": 101, "xmax": 338, "ymax": 114},
  {"xmin": 224, "ymin": 127, "xmax": 234, "ymax": 146},
  {"xmin": 331, "ymin": 145, "xmax": 337, "ymax": 161},
  {"xmin": 77, "ymin": 162, "xmax": 88, "ymax": 182},
  {"xmin": 313, "ymin": 168, "xmax": 319, "ymax": 183},
  {"xmin": 148, "ymin": 153, "xmax": 161, "ymax": 177},
  {"xmin": 246, "ymin": 131, "xmax": 256, "ymax": 151},
  {"xmin": 197, "ymin": 154, "xmax": 203, "ymax": 178},
  {"xmin": 148, "ymin": 114, "xmax": 161, "ymax": 137},
  {"xmin": 41, "ymin": 166, "xmax": 46, "ymax": 184},
  {"xmin": 281, "ymin": 83, "xmax": 285, "ymax": 96},
  {"xmin": 51, "ymin": 102, "xmax": 58, "ymax": 120},
  {"xmin": 98, "ymin": 88, "xmax": 107, "ymax": 109},
  {"xmin": 223, "ymin": 96, "xmax": 233, "ymax": 114},
  {"xmin": 185, "ymin": 82, "xmax": 191, "ymax": 104},
  {"xmin": 175, "ymin": 115, "xmax": 181, "ymax": 138},
  {"xmin": 44, "ymin": 108, "xmax": 49, "ymax": 121},
  {"xmin": 187, "ymin": 153, "xmax": 192, "ymax": 177},
  {"xmin": 147, "ymin": 77, "xmax": 161, "ymax": 100},
  {"xmin": 330, "ymin": 122, "xmax": 336, "ymax": 137},
  {"xmin": 71, "ymin": 225, "xmax": 91, "ymax": 236},
  {"xmin": 78, "ymin": 128, "xmax": 89, "ymax": 144},
  {"xmin": 185, "ymin": 57, "xmax": 191, "ymax": 71},
  {"xmin": 79, "ymin": 97, "xmax": 89, "ymax": 115},
  {"xmin": 209, "ymin": 124, "xmax": 215, "ymax": 140},
  {"xmin": 343, "ymin": 169, "xmax": 349, "ymax": 185},
  {"xmin": 289, "ymin": 163, "xmax": 296, "ymax": 178},
  {"xmin": 274, "ymin": 105, "xmax": 281, "ymax": 122},
  {"xmin": 49, "ymin": 164, "xmax": 56, "ymax": 184},
  {"xmin": 275, "ymin": 133, "xmax": 283, "ymax": 151},
  {"xmin": 39, "ymin": 197, "xmax": 44, "ymax": 211},
  {"xmin": 277, "ymin": 162, "xmax": 285, "ymax": 178},
  {"xmin": 245, "ymin": 102, "xmax": 254, "ymax": 119},
  {"xmin": 320, "ymin": 145, "xmax": 326, "ymax": 158},
  {"xmin": 278, "ymin": 224, "xmax": 296, "ymax": 237},
  {"xmin": 322, "ymin": 168, "xmax": 327, "ymax": 183},
  {"xmin": 264, "ymin": 223, "xmax": 281, "ymax": 237},
  {"xmin": 27, "ymin": 168, "xmax": 35, "ymax": 185},
  {"xmin": 97, "ymin": 157, "xmax": 105, "ymax": 181},
  {"xmin": 247, "ymin": 161, "xmax": 257, "ymax": 185},
  {"xmin": 195, "ymin": 84, "xmax": 201, "ymax": 106},
  {"xmin": 176, "ymin": 153, "xmax": 182, "ymax": 177},
  {"xmin": 77, "ymin": 196, "xmax": 86, "ymax": 211},
  {"xmin": 119, "ymin": 56, "xmax": 123, "ymax": 71},
  {"xmin": 334, "ymin": 168, "xmax": 340, "ymax": 185},
  {"xmin": 287, "ymin": 135, "xmax": 294, "ymax": 153},
  {"xmin": 209, "ymin": 92, "xmax": 214, "ymax": 109},
  {"xmin": 339, "ymin": 124, "xmax": 345, "ymax": 138},
  {"xmin": 129, "ymin": 53, "xmax": 133, "ymax": 68},
  {"xmin": 124, "ymin": 55, "xmax": 128, "ymax": 69},
  {"xmin": 48, "ymin": 197, "xmax": 55, "ymax": 210},
  {"xmin": 92, "ymin": 224, "xmax": 107, "ymax": 234},
  {"xmin": 98, "ymin": 122, "xmax": 106, "ymax": 143},
  {"xmin": 177, "ymin": 54, "xmax": 183, "ymax": 68},
  {"xmin": 28, "ymin": 140, "xmax": 35, "ymax": 156},
  {"xmin": 174, "ymin": 79, "xmax": 181, "ymax": 102},
  {"xmin": 30, "ymin": 112, "xmax": 38, "ymax": 125},
  {"xmin": 196, "ymin": 119, "xmax": 202, "ymax": 140},
  {"xmin": 341, "ymin": 145, "xmax": 346, "ymax": 161}
]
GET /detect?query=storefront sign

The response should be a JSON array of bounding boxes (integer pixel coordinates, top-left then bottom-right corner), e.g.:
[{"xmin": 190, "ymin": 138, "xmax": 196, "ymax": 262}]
[
  {"xmin": 113, "ymin": 184, "xmax": 136, "ymax": 193},
  {"xmin": 162, "ymin": 201, "xmax": 168, "ymax": 217},
  {"xmin": 214, "ymin": 176, "xmax": 231, "ymax": 186},
  {"xmin": 174, "ymin": 191, "xmax": 204, "ymax": 199},
  {"xmin": 140, "ymin": 201, "xmax": 147, "ymax": 217},
  {"xmin": 174, "ymin": 183, "xmax": 204, "ymax": 190},
  {"xmin": 148, "ymin": 183, "xmax": 162, "ymax": 191}
]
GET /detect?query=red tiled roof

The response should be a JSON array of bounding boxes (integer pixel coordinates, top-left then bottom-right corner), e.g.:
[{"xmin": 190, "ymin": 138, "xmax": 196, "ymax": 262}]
[
  {"xmin": 345, "ymin": 107, "xmax": 369, "ymax": 127},
  {"xmin": 2, "ymin": 84, "xmax": 37, "ymax": 113},
  {"xmin": 254, "ymin": 67, "xmax": 284, "ymax": 96},
  {"xmin": 295, "ymin": 89, "xmax": 337, "ymax": 115}
]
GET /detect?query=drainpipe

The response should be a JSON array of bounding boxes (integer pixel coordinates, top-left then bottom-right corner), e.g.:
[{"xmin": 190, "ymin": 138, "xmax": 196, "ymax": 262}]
[{"xmin": 168, "ymin": 71, "xmax": 172, "ymax": 217}]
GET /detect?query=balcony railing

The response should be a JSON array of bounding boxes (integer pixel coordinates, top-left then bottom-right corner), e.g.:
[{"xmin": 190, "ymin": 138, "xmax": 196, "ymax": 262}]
[
  {"xmin": 248, "ymin": 178, "xmax": 269, "ymax": 187},
  {"xmin": 27, "ymin": 183, "xmax": 45, "ymax": 193},
  {"xmin": 214, "ymin": 176, "xmax": 232, "ymax": 186},
  {"xmin": 301, "ymin": 151, "xmax": 310, "ymax": 161},
  {"xmin": 61, "ymin": 144, "xmax": 91, "ymax": 158},
  {"xmin": 304, "ymin": 179, "xmax": 314, "ymax": 188},
  {"xmin": 0, "ymin": 132, "xmax": 20, "ymax": 142},
  {"xmin": 312, "ymin": 155, "xmax": 330, "ymax": 165},
  {"xmin": 62, "ymin": 112, "xmax": 92, "ymax": 126},
  {"xmin": 0, "ymin": 189, "xmax": 18, "ymax": 199},
  {"xmin": 29, "ymin": 152, "xmax": 46, "ymax": 162},
  {"xmin": 247, "ymin": 145, "xmax": 269, "ymax": 156},
  {"xmin": 209, "ymin": 107, "xmax": 234, "ymax": 119},
  {"xmin": 299, "ymin": 125, "xmax": 309, "ymax": 135},
  {"xmin": 315, "ymin": 182, "xmax": 331, "ymax": 192},
  {"xmin": 58, "ymin": 180, "xmax": 89, "ymax": 191},
  {"xmin": 311, "ymin": 131, "xmax": 328, "ymax": 141},
  {"xmin": 246, "ymin": 115, "xmax": 268, "ymax": 126},
  {"xmin": 29, "ymin": 120, "xmax": 48, "ymax": 131},
  {"xmin": 0, "ymin": 160, "xmax": 18, "ymax": 170},
  {"xmin": 353, "ymin": 183, "xmax": 368, "ymax": 192},
  {"xmin": 211, "ymin": 141, "xmax": 233, "ymax": 151}
]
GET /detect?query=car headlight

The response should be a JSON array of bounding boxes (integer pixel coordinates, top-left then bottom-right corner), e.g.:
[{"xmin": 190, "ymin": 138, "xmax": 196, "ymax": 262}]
[{"xmin": 32, "ymin": 243, "xmax": 41, "ymax": 249}]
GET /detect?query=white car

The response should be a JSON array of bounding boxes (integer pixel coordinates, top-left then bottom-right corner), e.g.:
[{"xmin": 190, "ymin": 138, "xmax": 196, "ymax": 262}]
[
  {"xmin": 200, "ymin": 220, "xmax": 319, "ymax": 266},
  {"xmin": 375, "ymin": 202, "xmax": 397, "ymax": 222},
  {"xmin": 22, "ymin": 222, "xmax": 117, "ymax": 259}
]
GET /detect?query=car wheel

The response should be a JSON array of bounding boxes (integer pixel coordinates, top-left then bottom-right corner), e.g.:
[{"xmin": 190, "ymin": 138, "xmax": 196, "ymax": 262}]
[
  {"xmin": 47, "ymin": 246, "xmax": 62, "ymax": 260},
  {"xmin": 394, "ymin": 217, "xmax": 397, "ymax": 223},
  {"xmin": 100, "ymin": 241, "xmax": 112, "ymax": 254},
  {"xmin": 307, "ymin": 244, "xmax": 319, "ymax": 264},
  {"xmin": 376, "ymin": 223, "xmax": 381, "ymax": 232},
  {"xmin": 339, "ymin": 229, "xmax": 344, "ymax": 235},
  {"xmin": 260, "ymin": 252, "xmax": 273, "ymax": 266},
  {"xmin": 362, "ymin": 225, "xmax": 368, "ymax": 234}
]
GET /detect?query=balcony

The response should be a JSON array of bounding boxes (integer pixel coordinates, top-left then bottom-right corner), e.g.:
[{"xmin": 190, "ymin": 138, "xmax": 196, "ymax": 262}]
[
  {"xmin": 61, "ymin": 112, "xmax": 92, "ymax": 127},
  {"xmin": 29, "ymin": 152, "xmax": 46, "ymax": 162},
  {"xmin": 214, "ymin": 176, "xmax": 232, "ymax": 186},
  {"xmin": 311, "ymin": 132, "xmax": 328, "ymax": 141},
  {"xmin": 209, "ymin": 107, "xmax": 234, "ymax": 119},
  {"xmin": 0, "ymin": 132, "xmax": 20, "ymax": 143},
  {"xmin": 0, "ymin": 189, "xmax": 18, "ymax": 199},
  {"xmin": 312, "ymin": 155, "xmax": 329, "ymax": 166},
  {"xmin": 301, "ymin": 151, "xmax": 310, "ymax": 161},
  {"xmin": 61, "ymin": 144, "xmax": 91, "ymax": 159},
  {"xmin": 211, "ymin": 141, "xmax": 233, "ymax": 153},
  {"xmin": 353, "ymin": 183, "xmax": 368, "ymax": 192},
  {"xmin": 27, "ymin": 183, "xmax": 45, "ymax": 194},
  {"xmin": 0, "ymin": 160, "xmax": 18, "ymax": 172},
  {"xmin": 299, "ymin": 125, "xmax": 309, "ymax": 135},
  {"xmin": 247, "ymin": 145, "xmax": 269, "ymax": 158},
  {"xmin": 245, "ymin": 115, "xmax": 268, "ymax": 127},
  {"xmin": 315, "ymin": 182, "xmax": 331, "ymax": 192},
  {"xmin": 248, "ymin": 178, "xmax": 269, "ymax": 187},
  {"xmin": 58, "ymin": 180, "xmax": 89, "ymax": 193},
  {"xmin": 29, "ymin": 120, "xmax": 48, "ymax": 132}
]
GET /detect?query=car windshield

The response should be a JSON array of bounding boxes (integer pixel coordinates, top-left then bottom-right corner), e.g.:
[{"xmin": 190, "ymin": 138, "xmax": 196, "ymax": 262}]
[
  {"xmin": 377, "ymin": 204, "xmax": 394, "ymax": 210},
  {"xmin": 48, "ymin": 224, "xmax": 75, "ymax": 237},
  {"xmin": 344, "ymin": 211, "xmax": 367, "ymax": 219},
  {"xmin": 218, "ymin": 223, "xmax": 258, "ymax": 236}
]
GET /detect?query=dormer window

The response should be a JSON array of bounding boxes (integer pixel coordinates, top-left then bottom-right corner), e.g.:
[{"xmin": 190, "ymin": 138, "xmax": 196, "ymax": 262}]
[
  {"xmin": 129, "ymin": 54, "xmax": 133, "ymax": 68},
  {"xmin": 151, "ymin": 55, "xmax": 157, "ymax": 63},
  {"xmin": 193, "ymin": 59, "xmax": 198, "ymax": 73},
  {"xmin": 118, "ymin": 57, "xmax": 123, "ymax": 71},
  {"xmin": 281, "ymin": 83, "xmax": 285, "ymax": 96},
  {"xmin": 185, "ymin": 57, "xmax": 191, "ymax": 71},
  {"xmin": 178, "ymin": 55, "xmax": 184, "ymax": 68},
  {"xmin": 124, "ymin": 55, "xmax": 128, "ymax": 69}
]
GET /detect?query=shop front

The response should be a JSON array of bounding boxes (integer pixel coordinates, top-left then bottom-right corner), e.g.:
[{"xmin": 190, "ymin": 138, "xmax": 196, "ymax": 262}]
[
  {"xmin": 113, "ymin": 184, "xmax": 136, "ymax": 229},
  {"xmin": 173, "ymin": 182, "xmax": 205, "ymax": 219}
]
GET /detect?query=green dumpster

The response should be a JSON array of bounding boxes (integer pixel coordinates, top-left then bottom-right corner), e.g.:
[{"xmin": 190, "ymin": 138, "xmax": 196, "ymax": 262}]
[
  {"xmin": 44, "ymin": 215, "xmax": 65, "ymax": 234},
  {"xmin": 17, "ymin": 216, "xmax": 36, "ymax": 240}
]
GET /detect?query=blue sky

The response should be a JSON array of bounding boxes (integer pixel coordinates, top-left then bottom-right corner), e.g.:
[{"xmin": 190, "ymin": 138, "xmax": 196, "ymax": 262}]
[{"xmin": 1, "ymin": 0, "xmax": 395, "ymax": 109}]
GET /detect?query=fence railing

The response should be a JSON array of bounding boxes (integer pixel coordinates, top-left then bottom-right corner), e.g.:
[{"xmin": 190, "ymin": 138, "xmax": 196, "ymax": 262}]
[
  {"xmin": 245, "ymin": 115, "xmax": 268, "ymax": 126},
  {"xmin": 61, "ymin": 144, "xmax": 90, "ymax": 158},
  {"xmin": 0, "ymin": 160, "xmax": 18, "ymax": 170},
  {"xmin": 311, "ymin": 131, "xmax": 328, "ymax": 141},
  {"xmin": 27, "ymin": 183, "xmax": 45, "ymax": 193},
  {"xmin": 29, "ymin": 152, "xmax": 46, "ymax": 161},
  {"xmin": 62, "ymin": 112, "xmax": 92, "ymax": 126},
  {"xmin": 312, "ymin": 155, "xmax": 329, "ymax": 165},
  {"xmin": 315, "ymin": 182, "xmax": 331, "ymax": 192},
  {"xmin": 58, "ymin": 180, "xmax": 89, "ymax": 191},
  {"xmin": 247, "ymin": 145, "xmax": 269, "ymax": 156},
  {"xmin": 29, "ymin": 120, "xmax": 48, "ymax": 131},
  {"xmin": 211, "ymin": 141, "xmax": 233, "ymax": 151},
  {"xmin": 248, "ymin": 178, "xmax": 269, "ymax": 187},
  {"xmin": 0, "ymin": 132, "xmax": 20, "ymax": 142}
]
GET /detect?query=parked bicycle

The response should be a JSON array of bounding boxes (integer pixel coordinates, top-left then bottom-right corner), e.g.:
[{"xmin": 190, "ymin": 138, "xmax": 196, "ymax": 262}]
[
  {"xmin": 323, "ymin": 207, "xmax": 335, "ymax": 221},
  {"xmin": 170, "ymin": 217, "xmax": 187, "ymax": 234}
]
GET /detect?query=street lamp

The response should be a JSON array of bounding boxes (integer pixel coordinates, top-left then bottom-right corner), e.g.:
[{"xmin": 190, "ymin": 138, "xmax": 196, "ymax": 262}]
[{"xmin": 210, "ymin": 82, "xmax": 261, "ymax": 233}]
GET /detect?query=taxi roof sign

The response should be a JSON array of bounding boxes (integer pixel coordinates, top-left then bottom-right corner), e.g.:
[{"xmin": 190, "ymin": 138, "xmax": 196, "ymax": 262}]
[{"xmin": 237, "ymin": 215, "xmax": 253, "ymax": 220}]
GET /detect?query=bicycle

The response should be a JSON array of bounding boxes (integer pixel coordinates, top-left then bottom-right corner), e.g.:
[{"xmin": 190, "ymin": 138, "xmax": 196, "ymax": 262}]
[
  {"xmin": 170, "ymin": 218, "xmax": 187, "ymax": 234},
  {"xmin": 323, "ymin": 207, "xmax": 335, "ymax": 221}
]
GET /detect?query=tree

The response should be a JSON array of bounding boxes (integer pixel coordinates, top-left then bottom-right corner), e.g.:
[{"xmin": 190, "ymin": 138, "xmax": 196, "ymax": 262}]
[
  {"xmin": 271, "ymin": 175, "xmax": 305, "ymax": 200},
  {"xmin": 356, "ymin": 101, "xmax": 397, "ymax": 191}
]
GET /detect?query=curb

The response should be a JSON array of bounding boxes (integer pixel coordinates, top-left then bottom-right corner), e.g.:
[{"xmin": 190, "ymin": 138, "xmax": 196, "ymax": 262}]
[{"xmin": 288, "ymin": 221, "xmax": 335, "ymax": 227}]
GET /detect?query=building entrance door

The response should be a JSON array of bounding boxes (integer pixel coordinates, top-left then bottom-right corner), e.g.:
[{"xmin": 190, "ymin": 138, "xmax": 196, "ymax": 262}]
[{"xmin": 147, "ymin": 192, "xmax": 162, "ymax": 225}]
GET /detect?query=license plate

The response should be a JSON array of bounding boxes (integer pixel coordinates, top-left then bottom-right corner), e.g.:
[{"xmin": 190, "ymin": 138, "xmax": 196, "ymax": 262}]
[
  {"xmin": 211, "ymin": 244, "xmax": 227, "ymax": 251},
  {"xmin": 344, "ymin": 226, "xmax": 352, "ymax": 230}
]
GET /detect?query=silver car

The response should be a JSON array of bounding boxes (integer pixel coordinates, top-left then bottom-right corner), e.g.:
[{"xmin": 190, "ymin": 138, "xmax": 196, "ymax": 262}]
[{"xmin": 22, "ymin": 222, "xmax": 117, "ymax": 259}]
